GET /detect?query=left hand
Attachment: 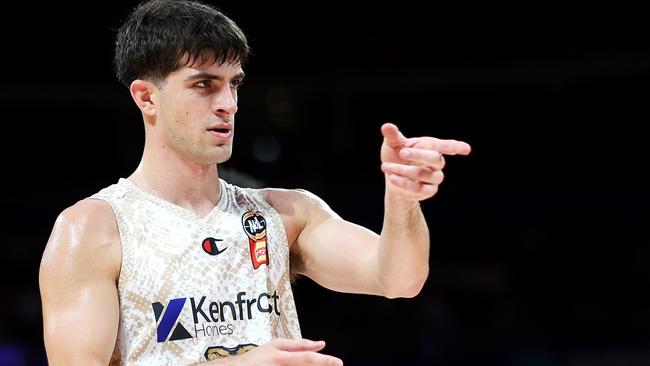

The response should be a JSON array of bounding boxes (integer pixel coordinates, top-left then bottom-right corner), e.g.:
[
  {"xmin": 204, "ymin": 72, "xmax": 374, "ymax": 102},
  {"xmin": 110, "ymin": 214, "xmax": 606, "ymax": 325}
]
[{"xmin": 380, "ymin": 122, "xmax": 471, "ymax": 201}]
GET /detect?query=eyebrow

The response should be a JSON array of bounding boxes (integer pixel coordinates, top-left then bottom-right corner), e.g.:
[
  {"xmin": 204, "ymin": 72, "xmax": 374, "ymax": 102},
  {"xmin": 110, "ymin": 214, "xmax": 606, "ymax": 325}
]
[{"xmin": 184, "ymin": 71, "xmax": 245, "ymax": 82}]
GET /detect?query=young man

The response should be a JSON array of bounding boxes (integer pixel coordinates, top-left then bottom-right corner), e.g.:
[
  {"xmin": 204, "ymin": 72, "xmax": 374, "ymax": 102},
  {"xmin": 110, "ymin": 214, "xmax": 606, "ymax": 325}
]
[{"xmin": 39, "ymin": 0, "xmax": 471, "ymax": 365}]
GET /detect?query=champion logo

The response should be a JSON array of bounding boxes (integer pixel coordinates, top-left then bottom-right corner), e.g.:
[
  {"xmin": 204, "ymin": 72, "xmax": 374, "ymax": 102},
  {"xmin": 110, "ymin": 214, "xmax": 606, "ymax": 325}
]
[
  {"xmin": 152, "ymin": 298, "xmax": 193, "ymax": 342},
  {"xmin": 202, "ymin": 237, "xmax": 227, "ymax": 256}
]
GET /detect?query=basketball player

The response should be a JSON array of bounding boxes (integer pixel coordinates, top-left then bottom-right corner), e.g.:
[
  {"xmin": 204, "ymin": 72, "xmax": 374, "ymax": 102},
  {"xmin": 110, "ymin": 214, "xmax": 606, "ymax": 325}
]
[{"xmin": 38, "ymin": 0, "xmax": 471, "ymax": 365}]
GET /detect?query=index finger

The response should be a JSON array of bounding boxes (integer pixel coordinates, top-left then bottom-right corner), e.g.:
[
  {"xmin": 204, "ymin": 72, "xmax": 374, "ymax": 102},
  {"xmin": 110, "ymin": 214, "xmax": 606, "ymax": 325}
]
[
  {"xmin": 287, "ymin": 351, "xmax": 344, "ymax": 366},
  {"xmin": 408, "ymin": 137, "xmax": 471, "ymax": 156},
  {"xmin": 270, "ymin": 338, "xmax": 326, "ymax": 352}
]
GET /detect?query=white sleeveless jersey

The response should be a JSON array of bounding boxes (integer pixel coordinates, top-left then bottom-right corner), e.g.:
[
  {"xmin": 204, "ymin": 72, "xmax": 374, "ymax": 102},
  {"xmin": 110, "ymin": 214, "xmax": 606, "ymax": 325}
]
[{"xmin": 91, "ymin": 178, "xmax": 301, "ymax": 365}]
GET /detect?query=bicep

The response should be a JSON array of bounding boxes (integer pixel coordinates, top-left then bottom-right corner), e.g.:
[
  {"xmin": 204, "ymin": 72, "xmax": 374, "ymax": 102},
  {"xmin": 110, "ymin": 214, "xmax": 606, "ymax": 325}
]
[
  {"xmin": 293, "ymin": 194, "xmax": 382, "ymax": 295},
  {"xmin": 41, "ymin": 275, "xmax": 119, "ymax": 365},
  {"xmin": 39, "ymin": 202, "xmax": 121, "ymax": 365}
]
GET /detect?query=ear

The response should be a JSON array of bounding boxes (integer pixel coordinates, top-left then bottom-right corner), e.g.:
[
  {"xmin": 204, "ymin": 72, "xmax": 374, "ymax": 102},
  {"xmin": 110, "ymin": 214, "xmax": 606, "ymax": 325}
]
[{"xmin": 129, "ymin": 79, "xmax": 157, "ymax": 117}]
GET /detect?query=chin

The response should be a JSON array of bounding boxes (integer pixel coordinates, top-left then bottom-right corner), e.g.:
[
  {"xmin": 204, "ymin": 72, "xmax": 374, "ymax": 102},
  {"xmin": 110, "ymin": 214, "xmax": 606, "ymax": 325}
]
[
  {"xmin": 198, "ymin": 143, "xmax": 231, "ymax": 163},
  {"xmin": 191, "ymin": 149, "xmax": 231, "ymax": 165},
  {"xmin": 214, "ymin": 156, "xmax": 231, "ymax": 164},
  {"xmin": 212, "ymin": 150, "xmax": 233, "ymax": 164}
]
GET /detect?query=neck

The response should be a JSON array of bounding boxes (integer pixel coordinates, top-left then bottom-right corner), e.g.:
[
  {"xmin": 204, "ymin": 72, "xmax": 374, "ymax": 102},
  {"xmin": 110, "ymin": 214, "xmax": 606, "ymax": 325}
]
[{"xmin": 128, "ymin": 142, "xmax": 221, "ymax": 217}]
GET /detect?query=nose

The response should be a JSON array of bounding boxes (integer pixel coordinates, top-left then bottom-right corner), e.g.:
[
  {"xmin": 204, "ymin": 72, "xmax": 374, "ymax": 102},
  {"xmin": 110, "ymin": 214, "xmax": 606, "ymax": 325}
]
[{"xmin": 213, "ymin": 86, "xmax": 238, "ymax": 117}]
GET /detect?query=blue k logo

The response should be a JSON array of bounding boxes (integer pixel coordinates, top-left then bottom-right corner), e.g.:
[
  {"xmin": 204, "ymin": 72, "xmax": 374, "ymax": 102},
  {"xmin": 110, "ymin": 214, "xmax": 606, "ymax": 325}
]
[{"xmin": 152, "ymin": 298, "xmax": 193, "ymax": 342}]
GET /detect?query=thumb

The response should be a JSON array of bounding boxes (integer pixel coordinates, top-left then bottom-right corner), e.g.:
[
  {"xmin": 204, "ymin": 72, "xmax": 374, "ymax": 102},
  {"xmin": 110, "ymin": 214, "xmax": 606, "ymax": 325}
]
[{"xmin": 381, "ymin": 123, "xmax": 407, "ymax": 148}]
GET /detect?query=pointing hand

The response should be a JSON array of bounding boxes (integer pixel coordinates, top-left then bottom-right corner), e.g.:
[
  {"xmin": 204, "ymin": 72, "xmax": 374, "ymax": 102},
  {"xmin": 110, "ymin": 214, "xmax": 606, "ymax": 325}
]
[{"xmin": 380, "ymin": 123, "xmax": 471, "ymax": 201}]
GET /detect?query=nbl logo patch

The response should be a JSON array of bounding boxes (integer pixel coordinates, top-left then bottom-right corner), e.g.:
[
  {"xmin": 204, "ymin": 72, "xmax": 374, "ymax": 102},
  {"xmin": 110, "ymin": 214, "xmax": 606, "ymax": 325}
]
[
  {"xmin": 152, "ymin": 298, "xmax": 193, "ymax": 342},
  {"xmin": 241, "ymin": 210, "xmax": 269, "ymax": 269}
]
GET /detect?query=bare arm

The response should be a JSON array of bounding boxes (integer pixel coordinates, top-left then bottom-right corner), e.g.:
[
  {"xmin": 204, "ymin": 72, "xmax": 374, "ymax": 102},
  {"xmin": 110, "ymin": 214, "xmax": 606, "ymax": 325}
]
[
  {"xmin": 39, "ymin": 199, "xmax": 122, "ymax": 366},
  {"xmin": 374, "ymin": 123, "xmax": 471, "ymax": 297},
  {"xmin": 273, "ymin": 123, "xmax": 471, "ymax": 299},
  {"xmin": 266, "ymin": 188, "xmax": 381, "ymax": 295}
]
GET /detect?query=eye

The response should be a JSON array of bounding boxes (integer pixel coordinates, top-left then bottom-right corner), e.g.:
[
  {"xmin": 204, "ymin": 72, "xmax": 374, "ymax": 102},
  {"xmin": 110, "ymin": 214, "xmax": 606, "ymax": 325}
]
[
  {"xmin": 193, "ymin": 80, "xmax": 211, "ymax": 88},
  {"xmin": 231, "ymin": 79, "xmax": 244, "ymax": 89}
]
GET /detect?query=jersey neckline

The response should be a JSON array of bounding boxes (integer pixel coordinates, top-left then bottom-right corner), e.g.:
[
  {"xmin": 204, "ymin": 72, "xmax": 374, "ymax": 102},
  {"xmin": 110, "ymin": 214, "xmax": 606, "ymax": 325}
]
[{"xmin": 117, "ymin": 177, "xmax": 229, "ymax": 222}]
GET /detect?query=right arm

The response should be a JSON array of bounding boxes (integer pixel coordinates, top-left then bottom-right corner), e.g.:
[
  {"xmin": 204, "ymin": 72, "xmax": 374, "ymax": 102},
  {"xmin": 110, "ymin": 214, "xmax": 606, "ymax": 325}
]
[{"xmin": 39, "ymin": 199, "xmax": 122, "ymax": 366}]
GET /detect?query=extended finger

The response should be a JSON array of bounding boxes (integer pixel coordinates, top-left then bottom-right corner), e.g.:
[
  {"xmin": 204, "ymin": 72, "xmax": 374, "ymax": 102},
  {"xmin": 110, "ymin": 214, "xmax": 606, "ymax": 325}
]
[
  {"xmin": 381, "ymin": 163, "xmax": 444, "ymax": 185},
  {"xmin": 398, "ymin": 148, "xmax": 445, "ymax": 169},
  {"xmin": 407, "ymin": 137, "xmax": 471, "ymax": 156},
  {"xmin": 381, "ymin": 123, "xmax": 408, "ymax": 148},
  {"xmin": 286, "ymin": 351, "xmax": 344, "ymax": 366},
  {"xmin": 271, "ymin": 338, "xmax": 326, "ymax": 352}
]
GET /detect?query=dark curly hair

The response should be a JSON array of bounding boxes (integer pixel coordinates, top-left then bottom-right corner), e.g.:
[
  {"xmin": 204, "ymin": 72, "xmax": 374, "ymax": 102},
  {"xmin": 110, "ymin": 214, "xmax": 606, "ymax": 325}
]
[{"xmin": 114, "ymin": 0, "xmax": 250, "ymax": 88}]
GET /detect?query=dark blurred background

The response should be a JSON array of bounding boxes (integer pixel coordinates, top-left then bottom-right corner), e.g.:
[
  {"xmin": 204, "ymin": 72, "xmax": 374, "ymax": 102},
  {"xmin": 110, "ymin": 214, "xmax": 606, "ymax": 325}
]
[{"xmin": 1, "ymin": 1, "xmax": 649, "ymax": 365}]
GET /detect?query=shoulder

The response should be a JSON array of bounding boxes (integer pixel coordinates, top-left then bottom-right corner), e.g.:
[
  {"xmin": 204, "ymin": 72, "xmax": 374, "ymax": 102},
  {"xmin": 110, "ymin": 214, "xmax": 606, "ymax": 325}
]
[
  {"xmin": 53, "ymin": 198, "xmax": 119, "ymax": 243},
  {"xmin": 253, "ymin": 188, "xmax": 338, "ymax": 249},
  {"xmin": 60, "ymin": 198, "xmax": 116, "ymax": 224},
  {"xmin": 258, "ymin": 187, "xmax": 336, "ymax": 217},
  {"xmin": 40, "ymin": 198, "xmax": 121, "ymax": 281}
]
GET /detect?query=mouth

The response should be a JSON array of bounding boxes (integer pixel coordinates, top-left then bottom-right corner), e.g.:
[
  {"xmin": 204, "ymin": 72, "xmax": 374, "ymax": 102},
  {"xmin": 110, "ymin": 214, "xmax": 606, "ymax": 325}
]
[{"xmin": 207, "ymin": 125, "xmax": 233, "ymax": 139}]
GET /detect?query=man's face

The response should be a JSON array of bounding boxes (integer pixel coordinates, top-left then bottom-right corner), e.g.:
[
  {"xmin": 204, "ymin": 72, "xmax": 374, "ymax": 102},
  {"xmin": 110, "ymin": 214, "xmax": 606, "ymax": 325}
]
[{"xmin": 153, "ymin": 61, "xmax": 245, "ymax": 165}]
